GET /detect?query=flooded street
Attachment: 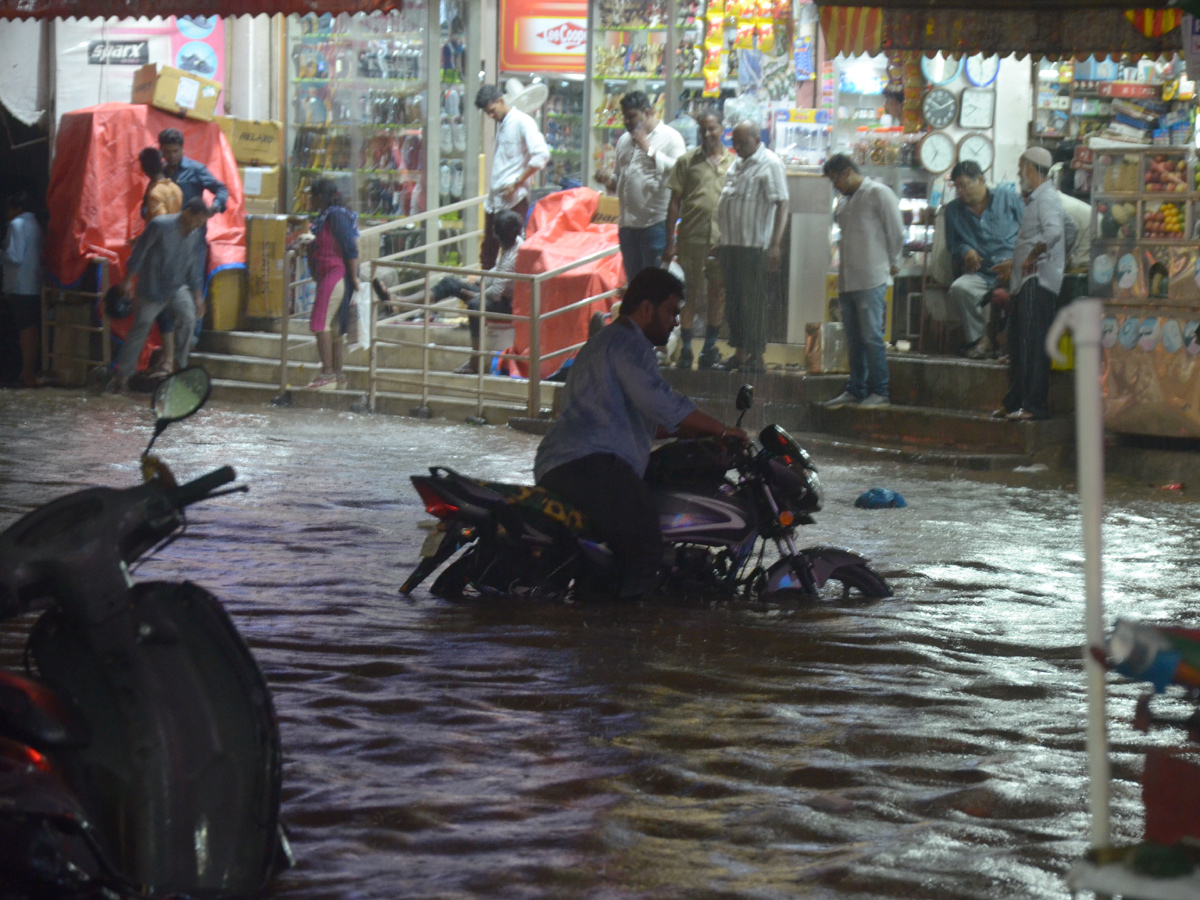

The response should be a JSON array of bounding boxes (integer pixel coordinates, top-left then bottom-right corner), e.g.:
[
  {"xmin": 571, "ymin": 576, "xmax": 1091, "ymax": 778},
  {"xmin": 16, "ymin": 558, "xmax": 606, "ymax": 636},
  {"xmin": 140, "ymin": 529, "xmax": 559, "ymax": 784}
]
[{"xmin": 2, "ymin": 387, "xmax": 1198, "ymax": 899}]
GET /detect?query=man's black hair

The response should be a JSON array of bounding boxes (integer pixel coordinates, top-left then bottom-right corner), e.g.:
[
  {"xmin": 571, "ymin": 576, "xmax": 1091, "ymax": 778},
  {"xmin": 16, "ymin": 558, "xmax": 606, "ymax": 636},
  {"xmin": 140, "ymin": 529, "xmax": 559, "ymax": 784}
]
[
  {"xmin": 620, "ymin": 91, "xmax": 652, "ymax": 112},
  {"xmin": 950, "ymin": 160, "xmax": 984, "ymax": 181},
  {"xmin": 474, "ymin": 84, "xmax": 504, "ymax": 110},
  {"xmin": 6, "ymin": 191, "xmax": 32, "ymax": 212},
  {"xmin": 618, "ymin": 266, "xmax": 684, "ymax": 317},
  {"xmin": 182, "ymin": 197, "xmax": 208, "ymax": 215},
  {"xmin": 139, "ymin": 147, "xmax": 164, "ymax": 178},
  {"xmin": 822, "ymin": 153, "xmax": 858, "ymax": 180},
  {"xmin": 158, "ymin": 127, "xmax": 184, "ymax": 147},
  {"xmin": 493, "ymin": 208, "xmax": 524, "ymax": 247}
]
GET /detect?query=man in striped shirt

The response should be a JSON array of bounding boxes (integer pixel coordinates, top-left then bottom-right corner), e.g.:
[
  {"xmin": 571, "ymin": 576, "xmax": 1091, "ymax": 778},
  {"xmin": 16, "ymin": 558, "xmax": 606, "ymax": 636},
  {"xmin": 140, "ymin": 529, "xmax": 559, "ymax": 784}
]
[{"xmin": 713, "ymin": 120, "xmax": 788, "ymax": 374}]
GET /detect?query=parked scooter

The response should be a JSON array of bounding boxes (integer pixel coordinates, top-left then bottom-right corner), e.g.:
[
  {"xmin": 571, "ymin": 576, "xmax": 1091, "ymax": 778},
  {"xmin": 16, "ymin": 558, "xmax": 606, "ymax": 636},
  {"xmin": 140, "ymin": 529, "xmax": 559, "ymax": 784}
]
[
  {"xmin": 0, "ymin": 368, "xmax": 290, "ymax": 899},
  {"xmin": 402, "ymin": 385, "xmax": 892, "ymax": 603}
]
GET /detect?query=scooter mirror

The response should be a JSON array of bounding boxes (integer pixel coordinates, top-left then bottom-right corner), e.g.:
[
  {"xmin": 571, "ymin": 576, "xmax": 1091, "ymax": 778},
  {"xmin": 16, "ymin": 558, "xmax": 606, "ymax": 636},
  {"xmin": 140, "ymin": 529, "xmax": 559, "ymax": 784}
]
[
  {"xmin": 735, "ymin": 384, "xmax": 754, "ymax": 411},
  {"xmin": 148, "ymin": 367, "xmax": 212, "ymax": 455}
]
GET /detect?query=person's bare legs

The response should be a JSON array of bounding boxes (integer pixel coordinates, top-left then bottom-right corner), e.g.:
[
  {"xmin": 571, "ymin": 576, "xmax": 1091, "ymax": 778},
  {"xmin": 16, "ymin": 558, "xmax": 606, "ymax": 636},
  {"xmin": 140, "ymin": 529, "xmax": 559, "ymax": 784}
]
[{"xmin": 332, "ymin": 335, "xmax": 344, "ymax": 383}]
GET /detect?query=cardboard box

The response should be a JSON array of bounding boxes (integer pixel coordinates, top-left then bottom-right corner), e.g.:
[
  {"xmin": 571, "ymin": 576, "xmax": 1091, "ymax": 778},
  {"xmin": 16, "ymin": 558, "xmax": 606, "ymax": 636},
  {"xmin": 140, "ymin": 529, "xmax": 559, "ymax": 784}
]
[
  {"xmin": 246, "ymin": 215, "xmax": 289, "ymax": 319},
  {"xmin": 216, "ymin": 116, "xmax": 284, "ymax": 166},
  {"xmin": 243, "ymin": 198, "xmax": 280, "ymax": 216},
  {"xmin": 591, "ymin": 194, "xmax": 620, "ymax": 224},
  {"xmin": 206, "ymin": 268, "xmax": 245, "ymax": 331},
  {"xmin": 238, "ymin": 165, "xmax": 281, "ymax": 201},
  {"xmin": 131, "ymin": 64, "xmax": 221, "ymax": 122}
]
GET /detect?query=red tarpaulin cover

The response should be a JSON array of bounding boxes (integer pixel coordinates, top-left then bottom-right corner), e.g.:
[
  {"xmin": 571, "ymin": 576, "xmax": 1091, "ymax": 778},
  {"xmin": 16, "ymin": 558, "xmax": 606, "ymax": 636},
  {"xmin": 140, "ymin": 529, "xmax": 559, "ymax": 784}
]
[
  {"xmin": 44, "ymin": 102, "xmax": 245, "ymax": 287},
  {"xmin": 511, "ymin": 187, "xmax": 623, "ymax": 379}
]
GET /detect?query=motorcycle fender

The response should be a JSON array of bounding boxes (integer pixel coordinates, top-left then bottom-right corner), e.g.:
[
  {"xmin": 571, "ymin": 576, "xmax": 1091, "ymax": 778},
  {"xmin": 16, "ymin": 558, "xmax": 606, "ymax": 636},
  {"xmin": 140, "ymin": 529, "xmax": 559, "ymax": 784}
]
[
  {"xmin": 28, "ymin": 580, "xmax": 284, "ymax": 897},
  {"xmin": 798, "ymin": 545, "xmax": 872, "ymax": 588}
]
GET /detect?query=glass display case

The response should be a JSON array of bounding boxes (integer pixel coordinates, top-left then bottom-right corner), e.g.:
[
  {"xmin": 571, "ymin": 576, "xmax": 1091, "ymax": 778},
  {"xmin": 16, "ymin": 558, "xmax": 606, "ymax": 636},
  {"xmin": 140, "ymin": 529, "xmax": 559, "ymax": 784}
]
[{"xmin": 286, "ymin": 9, "xmax": 429, "ymax": 220}]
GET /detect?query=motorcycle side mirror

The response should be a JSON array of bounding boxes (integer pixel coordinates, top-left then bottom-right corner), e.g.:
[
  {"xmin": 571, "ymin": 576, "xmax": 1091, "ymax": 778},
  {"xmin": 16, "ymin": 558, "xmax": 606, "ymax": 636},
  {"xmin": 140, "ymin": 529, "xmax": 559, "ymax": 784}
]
[
  {"xmin": 734, "ymin": 383, "xmax": 754, "ymax": 428},
  {"xmin": 146, "ymin": 367, "xmax": 212, "ymax": 454}
]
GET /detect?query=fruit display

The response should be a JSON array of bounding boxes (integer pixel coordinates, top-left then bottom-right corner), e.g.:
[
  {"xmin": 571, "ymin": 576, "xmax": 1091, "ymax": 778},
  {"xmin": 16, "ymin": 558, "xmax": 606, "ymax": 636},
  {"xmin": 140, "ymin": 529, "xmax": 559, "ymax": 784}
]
[
  {"xmin": 1143, "ymin": 201, "xmax": 1185, "ymax": 240},
  {"xmin": 1144, "ymin": 153, "xmax": 1189, "ymax": 193},
  {"xmin": 1097, "ymin": 201, "xmax": 1137, "ymax": 239},
  {"xmin": 1097, "ymin": 153, "xmax": 1140, "ymax": 193}
]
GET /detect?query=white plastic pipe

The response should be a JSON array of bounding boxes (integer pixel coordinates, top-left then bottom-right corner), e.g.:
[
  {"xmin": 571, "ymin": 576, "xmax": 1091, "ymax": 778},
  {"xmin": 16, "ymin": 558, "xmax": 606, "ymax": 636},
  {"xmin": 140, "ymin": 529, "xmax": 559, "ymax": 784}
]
[{"xmin": 1046, "ymin": 297, "xmax": 1110, "ymax": 848}]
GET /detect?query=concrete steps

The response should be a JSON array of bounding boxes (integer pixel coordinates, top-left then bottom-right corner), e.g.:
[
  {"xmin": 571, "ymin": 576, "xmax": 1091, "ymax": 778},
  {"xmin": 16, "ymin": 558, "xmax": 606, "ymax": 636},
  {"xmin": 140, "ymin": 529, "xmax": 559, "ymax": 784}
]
[
  {"xmin": 195, "ymin": 321, "xmax": 559, "ymax": 424},
  {"xmin": 663, "ymin": 351, "xmax": 1076, "ymax": 470}
]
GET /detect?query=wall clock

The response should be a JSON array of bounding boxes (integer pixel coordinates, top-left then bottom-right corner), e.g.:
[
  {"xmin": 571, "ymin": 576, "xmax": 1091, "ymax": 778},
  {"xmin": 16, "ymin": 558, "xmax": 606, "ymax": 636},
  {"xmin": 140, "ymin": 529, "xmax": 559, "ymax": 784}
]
[
  {"xmin": 922, "ymin": 87, "xmax": 958, "ymax": 129},
  {"xmin": 920, "ymin": 54, "xmax": 962, "ymax": 86},
  {"xmin": 918, "ymin": 131, "xmax": 956, "ymax": 174},
  {"xmin": 965, "ymin": 54, "xmax": 1000, "ymax": 88},
  {"xmin": 957, "ymin": 133, "xmax": 995, "ymax": 172},
  {"xmin": 959, "ymin": 88, "xmax": 996, "ymax": 129}
]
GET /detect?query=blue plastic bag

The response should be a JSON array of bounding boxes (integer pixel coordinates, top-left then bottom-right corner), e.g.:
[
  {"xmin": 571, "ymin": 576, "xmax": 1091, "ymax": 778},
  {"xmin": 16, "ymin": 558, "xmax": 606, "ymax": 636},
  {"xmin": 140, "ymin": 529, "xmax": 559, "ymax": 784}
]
[{"xmin": 854, "ymin": 487, "xmax": 907, "ymax": 509}]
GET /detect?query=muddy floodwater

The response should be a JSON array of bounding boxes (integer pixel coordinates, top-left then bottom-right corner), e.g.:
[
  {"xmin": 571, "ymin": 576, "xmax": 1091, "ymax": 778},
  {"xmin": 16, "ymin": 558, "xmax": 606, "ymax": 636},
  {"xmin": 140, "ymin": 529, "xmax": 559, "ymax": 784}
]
[{"xmin": 2, "ymin": 388, "xmax": 1200, "ymax": 899}]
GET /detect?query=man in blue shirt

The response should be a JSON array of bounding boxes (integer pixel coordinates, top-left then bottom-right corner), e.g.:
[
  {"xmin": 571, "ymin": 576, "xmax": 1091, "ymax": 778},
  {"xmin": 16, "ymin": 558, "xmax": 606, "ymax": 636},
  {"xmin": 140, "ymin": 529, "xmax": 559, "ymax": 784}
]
[
  {"xmin": 159, "ymin": 128, "xmax": 229, "ymax": 215},
  {"xmin": 534, "ymin": 267, "xmax": 747, "ymax": 600},
  {"xmin": 943, "ymin": 160, "xmax": 1024, "ymax": 359}
]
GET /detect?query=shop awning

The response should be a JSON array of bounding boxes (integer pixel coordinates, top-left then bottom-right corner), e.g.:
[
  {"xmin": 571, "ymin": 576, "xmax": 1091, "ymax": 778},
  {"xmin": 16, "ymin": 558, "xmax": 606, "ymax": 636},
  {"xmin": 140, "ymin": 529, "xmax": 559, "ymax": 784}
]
[
  {"xmin": 0, "ymin": 0, "xmax": 399, "ymax": 19},
  {"xmin": 818, "ymin": 3, "xmax": 1186, "ymax": 58}
]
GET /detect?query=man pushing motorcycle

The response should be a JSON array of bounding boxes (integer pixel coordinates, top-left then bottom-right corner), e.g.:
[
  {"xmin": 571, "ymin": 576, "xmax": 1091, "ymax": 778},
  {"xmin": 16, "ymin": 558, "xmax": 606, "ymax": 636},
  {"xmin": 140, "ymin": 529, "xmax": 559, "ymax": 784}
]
[{"xmin": 533, "ymin": 266, "xmax": 749, "ymax": 601}]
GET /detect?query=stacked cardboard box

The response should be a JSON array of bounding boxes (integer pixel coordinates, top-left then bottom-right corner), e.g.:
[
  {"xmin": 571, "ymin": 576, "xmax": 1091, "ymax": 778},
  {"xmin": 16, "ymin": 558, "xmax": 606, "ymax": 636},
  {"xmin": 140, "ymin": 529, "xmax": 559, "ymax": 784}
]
[
  {"xmin": 216, "ymin": 116, "xmax": 284, "ymax": 214},
  {"xmin": 132, "ymin": 65, "xmax": 221, "ymax": 122}
]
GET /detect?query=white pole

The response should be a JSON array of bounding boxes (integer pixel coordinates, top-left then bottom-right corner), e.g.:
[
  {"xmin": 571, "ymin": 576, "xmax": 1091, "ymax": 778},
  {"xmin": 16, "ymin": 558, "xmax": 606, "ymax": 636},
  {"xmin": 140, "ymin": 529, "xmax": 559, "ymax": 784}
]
[{"xmin": 1046, "ymin": 297, "xmax": 1110, "ymax": 848}]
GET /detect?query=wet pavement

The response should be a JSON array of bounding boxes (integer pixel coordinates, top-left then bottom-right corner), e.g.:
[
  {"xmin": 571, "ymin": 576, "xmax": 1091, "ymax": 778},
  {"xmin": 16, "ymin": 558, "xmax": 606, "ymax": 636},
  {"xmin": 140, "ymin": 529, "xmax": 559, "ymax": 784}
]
[{"xmin": 1, "ymin": 387, "xmax": 1198, "ymax": 899}]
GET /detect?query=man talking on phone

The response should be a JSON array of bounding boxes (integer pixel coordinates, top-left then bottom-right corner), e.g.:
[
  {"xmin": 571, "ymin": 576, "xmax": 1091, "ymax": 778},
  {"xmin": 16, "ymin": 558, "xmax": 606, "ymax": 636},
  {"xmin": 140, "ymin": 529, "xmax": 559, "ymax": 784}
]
[{"xmin": 595, "ymin": 91, "xmax": 685, "ymax": 281}]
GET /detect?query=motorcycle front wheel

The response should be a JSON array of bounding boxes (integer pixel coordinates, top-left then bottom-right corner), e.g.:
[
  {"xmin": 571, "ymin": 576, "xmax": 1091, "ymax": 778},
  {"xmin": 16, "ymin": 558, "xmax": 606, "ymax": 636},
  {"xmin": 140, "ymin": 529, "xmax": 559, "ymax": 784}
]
[{"xmin": 762, "ymin": 550, "xmax": 893, "ymax": 602}]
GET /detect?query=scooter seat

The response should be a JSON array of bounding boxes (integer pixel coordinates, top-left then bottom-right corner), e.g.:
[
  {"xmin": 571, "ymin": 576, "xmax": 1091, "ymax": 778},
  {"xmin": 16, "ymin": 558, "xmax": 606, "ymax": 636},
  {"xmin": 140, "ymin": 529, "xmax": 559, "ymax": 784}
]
[{"xmin": 475, "ymin": 481, "xmax": 589, "ymax": 535}]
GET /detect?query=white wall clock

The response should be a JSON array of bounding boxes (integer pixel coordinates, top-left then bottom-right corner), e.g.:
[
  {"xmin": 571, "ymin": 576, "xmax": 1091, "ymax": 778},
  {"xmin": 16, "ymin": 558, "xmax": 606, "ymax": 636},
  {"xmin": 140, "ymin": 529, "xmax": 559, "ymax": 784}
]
[
  {"xmin": 965, "ymin": 54, "xmax": 1000, "ymax": 88},
  {"xmin": 922, "ymin": 88, "xmax": 958, "ymax": 129},
  {"xmin": 957, "ymin": 133, "xmax": 995, "ymax": 172},
  {"xmin": 959, "ymin": 88, "xmax": 996, "ymax": 129},
  {"xmin": 920, "ymin": 54, "xmax": 962, "ymax": 86},
  {"xmin": 918, "ymin": 131, "xmax": 956, "ymax": 174}
]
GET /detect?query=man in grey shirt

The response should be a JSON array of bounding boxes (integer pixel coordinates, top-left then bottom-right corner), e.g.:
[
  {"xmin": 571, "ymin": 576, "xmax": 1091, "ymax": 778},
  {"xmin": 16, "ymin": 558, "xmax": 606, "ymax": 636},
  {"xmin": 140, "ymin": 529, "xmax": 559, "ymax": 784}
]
[
  {"xmin": 111, "ymin": 198, "xmax": 208, "ymax": 391},
  {"xmin": 822, "ymin": 154, "xmax": 904, "ymax": 409},
  {"xmin": 991, "ymin": 147, "xmax": 1066, "ymax": 421},
  {"xmin": 535, "ymin": 267, "xmax": 746, "ymax": 600}
]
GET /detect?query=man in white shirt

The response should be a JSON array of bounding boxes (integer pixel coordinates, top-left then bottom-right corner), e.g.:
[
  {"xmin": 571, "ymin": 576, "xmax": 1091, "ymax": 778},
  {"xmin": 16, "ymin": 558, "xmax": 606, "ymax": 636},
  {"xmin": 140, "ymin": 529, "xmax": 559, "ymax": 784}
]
[
  {"xmin": 713, "ymin": 120, "xmax": 788, "ymax": 375},
  {"xmin": 822, "ymin": 153, "xmax": 905, "ymax": 409},
  {"xmin": 475, "ymin": 84, "xmax": 549, "ymax": 270},
  {"xmin": 2, "ymin": 191, "xmax": 42, "ymax": 388},
  {"xmin": 596, "ymin": 91, "xmax": 685, "ymax": 281},
  {"xmin": 990, "ymin": 146, "xmax": 1067, "ymax": 422}
]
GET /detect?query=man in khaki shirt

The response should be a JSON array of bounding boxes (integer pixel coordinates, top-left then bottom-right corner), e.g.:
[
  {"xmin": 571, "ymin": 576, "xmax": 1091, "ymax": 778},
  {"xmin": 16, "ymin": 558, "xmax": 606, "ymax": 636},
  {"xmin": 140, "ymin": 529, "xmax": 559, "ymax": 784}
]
[{"xmin": 663, "ymin": 111, "xmax": 733, "ymax": 369}]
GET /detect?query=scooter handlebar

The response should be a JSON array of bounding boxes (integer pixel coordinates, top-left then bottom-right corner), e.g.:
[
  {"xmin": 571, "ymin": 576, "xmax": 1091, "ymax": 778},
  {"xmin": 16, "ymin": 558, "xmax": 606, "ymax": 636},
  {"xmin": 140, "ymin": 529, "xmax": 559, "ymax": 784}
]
[{"xmin": 174, "ymin": 466, "xmax": 237, "ymax": 508}]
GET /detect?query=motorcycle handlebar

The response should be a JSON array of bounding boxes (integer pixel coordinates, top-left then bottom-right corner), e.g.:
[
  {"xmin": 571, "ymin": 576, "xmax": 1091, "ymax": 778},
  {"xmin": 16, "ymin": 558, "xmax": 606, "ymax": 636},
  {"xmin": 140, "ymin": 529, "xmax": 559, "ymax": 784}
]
[{"xmin": 173, "ymin": 466, "xmax": 237, "ymax": 508}]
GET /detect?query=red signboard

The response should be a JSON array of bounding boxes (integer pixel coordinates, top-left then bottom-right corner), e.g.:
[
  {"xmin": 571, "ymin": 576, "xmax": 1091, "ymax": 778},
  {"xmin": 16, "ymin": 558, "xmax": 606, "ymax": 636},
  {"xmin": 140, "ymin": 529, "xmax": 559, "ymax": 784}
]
[
  {"xmin": 499, "ymin": 0, "xmax": 588, "ymax": 73},
  {"xmin": 1098, "ymin": 81, "xmax": 1162, "ymax": 99}
]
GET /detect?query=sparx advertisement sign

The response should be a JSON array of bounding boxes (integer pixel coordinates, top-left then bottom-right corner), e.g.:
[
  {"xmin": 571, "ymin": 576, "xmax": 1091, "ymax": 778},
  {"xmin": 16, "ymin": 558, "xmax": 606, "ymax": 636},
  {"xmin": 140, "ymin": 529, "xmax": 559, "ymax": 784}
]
[
  {"xmin": 499, "ymin": 0, "xmax": 587, "ymax": 73},
  {"xmin": 88, "ymin": 40, "xmax": 150, "ymax": 65}
]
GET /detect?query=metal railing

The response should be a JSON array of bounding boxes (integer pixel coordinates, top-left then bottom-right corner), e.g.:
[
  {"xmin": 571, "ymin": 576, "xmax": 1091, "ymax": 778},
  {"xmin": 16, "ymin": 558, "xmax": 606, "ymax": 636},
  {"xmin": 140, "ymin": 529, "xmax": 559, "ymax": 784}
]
[
  {"xmin": 273, "ymin": 195, "xmax": 621, "ymax": 420},
  {"xmin": 40, "ymin": 260, "xmax": 115, "ymax": 382},
  {"xmin": 367, "ymin": 245, "xmax": 621, "ymax": 418}
]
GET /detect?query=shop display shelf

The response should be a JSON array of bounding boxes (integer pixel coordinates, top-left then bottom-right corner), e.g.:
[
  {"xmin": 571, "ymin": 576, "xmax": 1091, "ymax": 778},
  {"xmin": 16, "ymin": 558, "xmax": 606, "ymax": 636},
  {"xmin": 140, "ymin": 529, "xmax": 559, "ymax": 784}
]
[
  {"xmin": 1139, "ymin": 198, "xmax": 1188, "ymax": 242},
  {"xmin": 595, "ymin": 24, "xmax": 670, "ymax": 31},
  {"xmin": 295, "ymin": 167, "xmax": 354, "ymax": 174}
]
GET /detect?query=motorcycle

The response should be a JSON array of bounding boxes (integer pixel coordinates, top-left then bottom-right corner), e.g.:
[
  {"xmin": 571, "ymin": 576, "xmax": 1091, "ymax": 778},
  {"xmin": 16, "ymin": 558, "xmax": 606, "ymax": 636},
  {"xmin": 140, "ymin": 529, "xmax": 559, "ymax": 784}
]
[
  {"xmin": 0, "ymin": 367, "xmax": 290, "ymax": 899},
  {"xmin": 402, "ymin": 385, "xmax": 892, "ymax": 604}
]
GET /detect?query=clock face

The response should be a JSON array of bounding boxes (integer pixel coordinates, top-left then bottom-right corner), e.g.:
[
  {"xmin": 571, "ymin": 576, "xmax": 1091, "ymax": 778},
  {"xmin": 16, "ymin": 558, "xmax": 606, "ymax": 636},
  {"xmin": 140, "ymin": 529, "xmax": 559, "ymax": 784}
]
[
  {"xmin": 965, "ymin": 54, "xmax": 1000, "ymax": 88},
  {"xmin": 957, "ymin": 133, "xmax": 994, "ymax": 172},
  {"xmin": 920, "ymin": 54, "xmax": 962, "ymax": 86},
  {"xmin": 922, "ymin": 88, "xmax": 958, "ymax": 129},
  {"xmin": 918, "ymin": 132, "xmax": 956, "ymax": 174},
  {"xmin": 959, "ymin": 88, "xmax": 995, "ymax": 129}
]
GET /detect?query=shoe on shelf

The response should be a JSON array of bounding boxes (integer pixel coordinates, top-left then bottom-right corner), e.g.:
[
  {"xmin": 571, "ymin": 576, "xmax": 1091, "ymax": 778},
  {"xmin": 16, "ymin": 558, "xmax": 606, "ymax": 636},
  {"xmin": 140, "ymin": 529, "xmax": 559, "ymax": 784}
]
[
  {"xmin": 1006, "ymin": 408, "xmax": 1034, "ymax": 421},
  {"xmin": 453, "ymin": 119, "xmax": 467, "ymax": 152},
  {"xmin": 860, "ymin": 393, "xmax": 890, "ymax": 408},
  {"xmin": 824, "ymin": 391, "xmax": 860, "ymax": 409}
]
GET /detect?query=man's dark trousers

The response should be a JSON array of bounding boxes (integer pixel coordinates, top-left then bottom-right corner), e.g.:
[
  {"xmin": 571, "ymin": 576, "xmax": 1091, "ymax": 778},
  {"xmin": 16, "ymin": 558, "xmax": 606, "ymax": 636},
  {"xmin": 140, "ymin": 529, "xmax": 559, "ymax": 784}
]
[{"xmin": 537, "ymin": 452, "xmax": 661, "ymax": 599}]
